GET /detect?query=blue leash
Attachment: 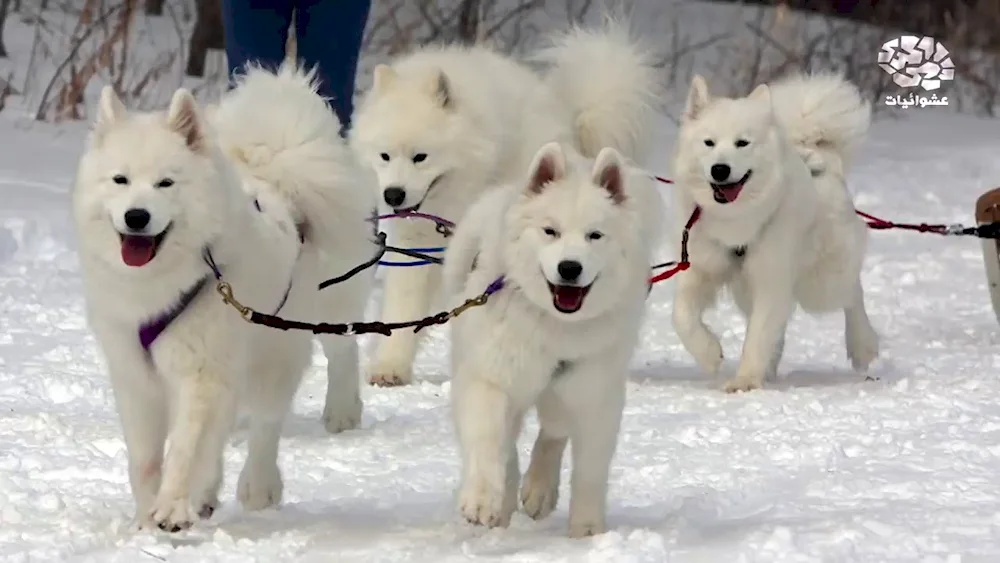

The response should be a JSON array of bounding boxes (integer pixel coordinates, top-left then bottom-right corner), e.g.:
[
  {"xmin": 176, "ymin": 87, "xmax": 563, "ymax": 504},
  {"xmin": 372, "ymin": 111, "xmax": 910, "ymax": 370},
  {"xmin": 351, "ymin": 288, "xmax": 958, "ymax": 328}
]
[{"xmin": 378, "ymin": 246, "xmax": 445, "ymax": 267}]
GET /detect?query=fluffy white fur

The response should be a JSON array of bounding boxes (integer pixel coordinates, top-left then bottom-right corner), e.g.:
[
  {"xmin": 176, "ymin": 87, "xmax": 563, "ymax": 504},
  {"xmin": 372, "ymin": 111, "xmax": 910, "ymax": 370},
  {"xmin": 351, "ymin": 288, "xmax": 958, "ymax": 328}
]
[
  {"xmin": 671, "ymin": 71, "xmax": 880, "ymax": 393},
  {"xmin": 73, "ymin": 65, "xmax": 375, "ymax": 531},
  {"xmin": 209, "ymin": 63, "xmax": 377, "ymax": 434},
  {"xmin": 350, "ymin": 20, "xmax": 659, "ymax": 387},
  {"xmin": 441, "ymin": 98, "xmax": 663, "ymax": 536}
]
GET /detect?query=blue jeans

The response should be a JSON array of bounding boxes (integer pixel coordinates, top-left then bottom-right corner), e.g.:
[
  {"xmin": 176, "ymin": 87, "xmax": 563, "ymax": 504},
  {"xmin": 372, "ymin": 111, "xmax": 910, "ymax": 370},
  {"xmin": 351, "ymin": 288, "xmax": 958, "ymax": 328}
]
[{"xmin": 221, "ymin": 0, "xmax": 371, "ymax": 134}]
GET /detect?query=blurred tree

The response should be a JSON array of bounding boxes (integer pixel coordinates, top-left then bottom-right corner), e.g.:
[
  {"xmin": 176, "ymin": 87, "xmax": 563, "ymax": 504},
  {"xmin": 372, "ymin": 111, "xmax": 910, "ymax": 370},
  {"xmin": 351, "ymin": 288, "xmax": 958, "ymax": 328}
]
[
  {"xmin": 186, "ymin": 0, "xmax": 224, "ymax": 77},
  {"xmin": 0, "ymin": 0, "xmax": 11, "ymax": 58},
  {"xmin": 733, "ymin": 0, "xmax": 995, "ymax": 50},
  {"xmin": 145, "ymin": 0, "xmax": 165, "ymax": 16}
]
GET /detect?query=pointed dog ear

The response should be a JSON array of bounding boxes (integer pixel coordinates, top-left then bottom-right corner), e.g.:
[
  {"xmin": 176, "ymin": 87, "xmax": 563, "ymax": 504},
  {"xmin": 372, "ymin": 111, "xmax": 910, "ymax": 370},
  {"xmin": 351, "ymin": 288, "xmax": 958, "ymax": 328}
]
[
  {"xmin": 426, "ymin": 69, "xmax": 452, "ymax": 108},
  {"xmin": 165, "ymin": 88, "xmax": 207, "ymax": 153},
  {"xmin": 92, "ymin": 86, "xmax": 128, "ymax": 144},
  {"xmin": 592, "ymin": 147, "xmax": 626, "ymax": 205},
  {"xmin": 683, "ymin": 74, "xmax": 711, "ymax": 122},
  {"xmin": 525, "ymin": 142, "xmax": 566, "ymax": 196}
]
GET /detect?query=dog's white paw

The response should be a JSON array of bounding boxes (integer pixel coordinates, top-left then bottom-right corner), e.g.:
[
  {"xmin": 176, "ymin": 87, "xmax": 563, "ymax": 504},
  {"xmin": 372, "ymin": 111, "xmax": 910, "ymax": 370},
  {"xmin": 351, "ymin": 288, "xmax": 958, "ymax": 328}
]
[
  {"xmin": 322, "ymin": 396, "xmax": 362, "ymax": 434},
  {"xmin": 846, "ymin": 323, "xmax": 879, "ymax": 372},
  {"xmin": 237, "ymin": 462, "xmax": 283, "ymax": 511},
  {"xmin": 367, "ymin": 364, "xmax": 412, "ymax": 387},
  {"xmin": 195, "ymin": 496, "xmax": 219, "ymax": 520},
  {"xmin": 723, "ymin": 373, "xmax": 763, "ymax": 394},
  {"xmin": 687, "ymin": 331, "xmax": 724, "ymax": 376},
  {"xmin": 520, "ymin": 471, "xmax": 559, "ymax": 520},
  {"xmin": 458, "ymin": 476, "xmax": 511, "ymax": 528},
  {"xmin": 148, "ymin": 494, "xmax": 197, "ymax": 533},
  {"xmin": 568, "ymin": 516, "xmax": 606, "ymax": 538}
]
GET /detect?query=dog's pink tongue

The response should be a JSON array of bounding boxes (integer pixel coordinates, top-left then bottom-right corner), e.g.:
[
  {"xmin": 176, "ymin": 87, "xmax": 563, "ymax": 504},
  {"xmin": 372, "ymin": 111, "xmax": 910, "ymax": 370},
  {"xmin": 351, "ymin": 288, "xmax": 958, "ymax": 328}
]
[
  {"xmin": 721, "ymin": 185, "xmax": 743, "ymax": 202},
  {"xmin": 554, "ymin": 286, "xmax": 585, "ymax": 311},
  {"xmin": 121, "ymin": 235, "xmax": 155, "ymax": 267}
]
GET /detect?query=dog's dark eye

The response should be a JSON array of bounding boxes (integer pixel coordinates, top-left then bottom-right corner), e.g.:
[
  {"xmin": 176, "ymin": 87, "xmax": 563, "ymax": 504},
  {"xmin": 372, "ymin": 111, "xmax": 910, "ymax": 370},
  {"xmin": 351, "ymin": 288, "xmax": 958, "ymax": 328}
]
[
  {"xmin": 380, "ymin": 153, "xmax": 390, "ymax": 162},
  {"xmin": 735, "ymin": 139, "xmax": 749, "ymax": 148},
  {"xmin": 412, "ymin": 153, "xmax": 427, "ymax": 163},
  {"xmin": 155, "ymin": 178, "xmax": 174, "ymax": 188},
  {"xmin": 704, "ymin": 139, "xmax": 715, "ymax": 147},
  {"xmin": 587, "ymin": 231, "xmax": 604, "ymax": 241},
  {"xmin": 112, "ymin": 174, "xmax": 129, "ymax": 185},
  {"xmin": 543, "ymin": 227, "xmax": 559, "ymax": 238}
]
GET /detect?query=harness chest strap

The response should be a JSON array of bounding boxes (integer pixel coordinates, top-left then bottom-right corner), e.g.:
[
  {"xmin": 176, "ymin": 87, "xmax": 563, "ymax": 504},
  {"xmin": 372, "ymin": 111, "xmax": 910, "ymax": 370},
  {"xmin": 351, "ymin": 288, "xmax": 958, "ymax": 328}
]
[{"xmin": 136, "ymin": 244, "xmax": 297, "ymax": 352}]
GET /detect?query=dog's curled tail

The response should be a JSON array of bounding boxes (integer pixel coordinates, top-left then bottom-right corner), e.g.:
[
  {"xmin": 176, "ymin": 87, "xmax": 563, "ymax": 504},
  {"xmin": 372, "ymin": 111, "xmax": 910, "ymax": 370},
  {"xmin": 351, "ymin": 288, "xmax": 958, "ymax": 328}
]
[
  {"xmin": 536, "ymin": 17, "xmax": 661, "ymax": 162},
  {"xmin": 769, "ymin": 72, "xmax": 872, "ymax": 166},
  {"xmin": 211, "ymin": 61, "xmax": 375, "ymax": 263}
]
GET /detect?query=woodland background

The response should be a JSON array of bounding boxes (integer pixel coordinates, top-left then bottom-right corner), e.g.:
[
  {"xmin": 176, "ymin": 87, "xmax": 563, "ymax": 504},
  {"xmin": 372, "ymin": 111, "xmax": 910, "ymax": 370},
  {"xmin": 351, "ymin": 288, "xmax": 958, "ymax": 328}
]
[{"xmin": 0, "ymin": 0, "xmax": 997, "ymax": 122}]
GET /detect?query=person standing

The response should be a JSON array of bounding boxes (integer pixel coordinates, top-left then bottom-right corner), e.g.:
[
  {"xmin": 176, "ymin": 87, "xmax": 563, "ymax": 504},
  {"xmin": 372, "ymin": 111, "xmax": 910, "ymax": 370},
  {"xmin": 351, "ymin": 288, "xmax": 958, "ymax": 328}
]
[{"xmin": 221, "ymin": 0, "xmax": 371, "ymax": 136}]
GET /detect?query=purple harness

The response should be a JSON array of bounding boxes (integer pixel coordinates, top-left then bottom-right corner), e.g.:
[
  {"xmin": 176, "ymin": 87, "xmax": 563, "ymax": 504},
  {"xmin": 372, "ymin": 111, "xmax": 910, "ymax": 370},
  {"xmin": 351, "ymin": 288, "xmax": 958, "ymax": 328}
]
[
  {"xmin": 138, "ymin": 275, "xmax": 211, "ymax": 351},
  {"xmin": 137, "ymin": 199, "xmax": 298, "ymax": 353}
]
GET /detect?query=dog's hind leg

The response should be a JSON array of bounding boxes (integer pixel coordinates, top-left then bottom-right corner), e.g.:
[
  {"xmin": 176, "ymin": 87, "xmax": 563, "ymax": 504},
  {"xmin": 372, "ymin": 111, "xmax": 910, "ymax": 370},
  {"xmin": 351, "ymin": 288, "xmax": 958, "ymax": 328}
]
[
  {"xmin": 238, "ymin": 345, "xmax": 309, "ymax": 511},
  {"xmin": 189, "ymin": 392, "xmax": 238, "ymax": 520},
  {"xmin": 368, "ymin": 264, "xmax": 441, "ymax": 387},
  {"xmin": 320, "ymin": 334, "xmax": 362, "ymax": 434},
  {"xmin": 237, "ymin": 414, "xmax": 286, "ymax": 511},
  {"xmin": 844, "ymin": 279, "xmax": 879, "ymax": 373}
]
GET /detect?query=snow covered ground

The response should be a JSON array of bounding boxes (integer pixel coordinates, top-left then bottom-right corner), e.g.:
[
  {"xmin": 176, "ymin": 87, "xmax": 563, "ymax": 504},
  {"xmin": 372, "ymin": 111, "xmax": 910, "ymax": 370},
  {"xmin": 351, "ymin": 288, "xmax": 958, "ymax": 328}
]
[
  {"xmin": 3, "ymin": 0, "xmax": 1000, "ymax": 559},
  {"xmin": 3, "ymin": 104, "xmax": 1000, "ymax": 562}
]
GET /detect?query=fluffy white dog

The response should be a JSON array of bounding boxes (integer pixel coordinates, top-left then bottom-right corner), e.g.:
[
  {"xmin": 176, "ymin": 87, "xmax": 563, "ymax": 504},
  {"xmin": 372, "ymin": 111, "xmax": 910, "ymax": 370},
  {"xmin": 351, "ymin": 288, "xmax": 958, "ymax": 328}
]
[
  {"xmin": 442, "ymin": 139, "xmax": 664, "ymax": 537},
  {"xmin": 670, "ymin": 72, "xmax": 880, "ymax": 393},
  {"xmin": 350, "ymin": 21, "xmax": 658, "ymax": 387},
  {"xmin": 72, "ymin": 65, "xmax": 375, "ymax": 531}
]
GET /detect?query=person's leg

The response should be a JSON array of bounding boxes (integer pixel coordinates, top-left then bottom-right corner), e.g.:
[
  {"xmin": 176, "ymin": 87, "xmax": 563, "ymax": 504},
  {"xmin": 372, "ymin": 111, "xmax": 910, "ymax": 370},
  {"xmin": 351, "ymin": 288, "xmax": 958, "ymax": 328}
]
[
  {"xmin": 296, "ymin": 0, "xmax": 372, "ymax": 133},
  {"xmin": 221, "ymin": 0, "xmax": 295, "ymax": 82}
]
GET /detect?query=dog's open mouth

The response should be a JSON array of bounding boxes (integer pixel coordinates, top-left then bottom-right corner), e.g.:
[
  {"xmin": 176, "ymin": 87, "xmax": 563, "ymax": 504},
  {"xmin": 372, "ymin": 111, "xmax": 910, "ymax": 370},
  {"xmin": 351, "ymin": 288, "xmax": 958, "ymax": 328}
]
[
  {"xmin": 119, "ymin": 224, "xmax": 171, "ymax": 267},
  {"xmin": 394, "ymin": 175, "xmax": 444, "ymax": 214},
  {"xmin": 546, "ymin": 282, "xmax": 593, "ymax": 314},
  {"xmin": 710, "ymin": 170, "xmax": 752, "ymax": 204}
]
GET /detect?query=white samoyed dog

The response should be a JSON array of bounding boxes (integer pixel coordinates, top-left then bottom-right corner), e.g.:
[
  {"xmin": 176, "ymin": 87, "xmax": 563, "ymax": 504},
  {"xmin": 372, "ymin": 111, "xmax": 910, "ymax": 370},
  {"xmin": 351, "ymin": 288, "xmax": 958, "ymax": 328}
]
[
  {"xmin": 209, "ymin": 63, "xmax": 377, "ymax": 434},
  {"xmin": 670, "ymin": 72, "xmax": 880, "ymax": 393},
  {"xmin": 72, "ymin": 66, "xmax": 375, "ymax": 531},
  {"xmin": 441, "ymin": 142, "xmax": 664, "ymax": 537},
  {"xmin": 350, "ymin": 21, "xmax": 658, "ymax": 387},
  {"xmin": 439, "ymin": 35, "xmax": 663, "ymax": 533}
]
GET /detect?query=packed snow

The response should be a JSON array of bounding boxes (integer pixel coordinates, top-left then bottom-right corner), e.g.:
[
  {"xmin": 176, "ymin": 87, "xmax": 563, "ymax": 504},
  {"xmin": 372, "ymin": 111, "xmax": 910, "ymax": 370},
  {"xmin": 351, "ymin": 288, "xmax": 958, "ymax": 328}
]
[{"xmin": 3, "ymin": 2, "xmax": 1000, "ymax": 561}]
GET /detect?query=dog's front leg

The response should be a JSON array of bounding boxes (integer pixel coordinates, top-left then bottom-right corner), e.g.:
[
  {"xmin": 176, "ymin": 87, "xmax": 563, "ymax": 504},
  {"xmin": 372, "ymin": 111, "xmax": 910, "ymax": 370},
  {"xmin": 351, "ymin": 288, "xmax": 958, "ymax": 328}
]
[
  {"xmin": 149, "ymin": 370, "xmax": 231, "ymax": 531},
  {"xmin": 727, "ymin": 254, "xmax": 795, "ymax": 393},
  {"xmin": 99, "ymin": 328, "xmax": 168, "ymax": 528},
  {"xmin": 452, "ymin": 374, "xmax": 523, "ymax": 529},
  {"xmin": 672, "ymin": 267, "xmax": 723, "ymax": 376},
  {"xmin": 556, "ymin": 358, "xmax": 627, "ymax": 538},
  {"xmin": 369, "ymin": 261, "xmax": 442, "ymax": 387}
]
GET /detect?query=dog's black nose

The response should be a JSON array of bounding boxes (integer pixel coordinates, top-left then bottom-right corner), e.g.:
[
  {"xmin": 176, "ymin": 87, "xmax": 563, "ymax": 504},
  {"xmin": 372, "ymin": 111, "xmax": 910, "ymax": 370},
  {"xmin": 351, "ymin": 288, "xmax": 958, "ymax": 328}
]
[
  {"xmin": 710, "ymin": 164, "xmax": 731, "ymax": 182},
  {"xmin": 124, "ymin": 208, "xmax": 151, "ymax": 231},
  {"xmin": 557, "ymin": 260, "xmax": 583, "ymax": 282},
  {"xmin": 383, "ymin": 186, "xmax": 406, "ymax": 207}
]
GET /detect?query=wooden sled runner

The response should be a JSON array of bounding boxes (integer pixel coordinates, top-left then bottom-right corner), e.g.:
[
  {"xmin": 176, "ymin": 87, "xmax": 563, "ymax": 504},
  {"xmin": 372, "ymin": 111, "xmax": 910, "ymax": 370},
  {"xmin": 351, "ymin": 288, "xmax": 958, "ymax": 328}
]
[{"xmin": 977, "ymin": 187, "xmax": 1000, "ymax": 324}]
